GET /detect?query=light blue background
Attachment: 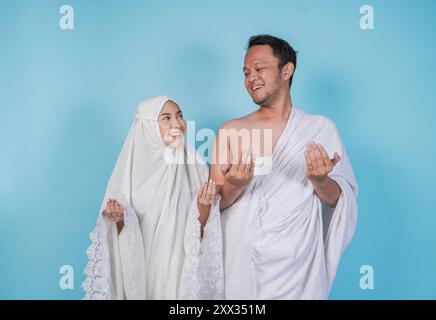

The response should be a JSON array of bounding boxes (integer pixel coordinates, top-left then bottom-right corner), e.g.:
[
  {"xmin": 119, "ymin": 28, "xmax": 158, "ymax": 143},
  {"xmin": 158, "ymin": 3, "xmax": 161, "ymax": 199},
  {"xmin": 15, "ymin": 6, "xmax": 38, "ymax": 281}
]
[{"xmin": 1, "ymin": 0, "xmax": 435, "ymax": 299}]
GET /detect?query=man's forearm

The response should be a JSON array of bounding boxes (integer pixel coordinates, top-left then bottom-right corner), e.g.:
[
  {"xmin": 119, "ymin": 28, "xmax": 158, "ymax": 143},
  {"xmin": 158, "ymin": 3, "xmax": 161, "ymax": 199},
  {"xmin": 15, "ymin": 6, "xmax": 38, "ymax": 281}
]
[
  {"xmin": 219, "ymin": 183, "xmax": 246, "ymax": 210},
  {"xmin": 311, "ymin": 176, "xmax": 342, "ymax": 208}
]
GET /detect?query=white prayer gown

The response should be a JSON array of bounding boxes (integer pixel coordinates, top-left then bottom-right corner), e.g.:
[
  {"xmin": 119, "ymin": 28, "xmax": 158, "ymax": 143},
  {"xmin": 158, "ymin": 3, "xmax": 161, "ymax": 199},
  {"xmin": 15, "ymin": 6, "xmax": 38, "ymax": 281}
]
[
  {"xmin": 82, "ymin": 96, "xmax": 222, "ymax": 300},
  {"xmin": 179, "ymin": 107, "xmax": 358, "ymax": 300}
]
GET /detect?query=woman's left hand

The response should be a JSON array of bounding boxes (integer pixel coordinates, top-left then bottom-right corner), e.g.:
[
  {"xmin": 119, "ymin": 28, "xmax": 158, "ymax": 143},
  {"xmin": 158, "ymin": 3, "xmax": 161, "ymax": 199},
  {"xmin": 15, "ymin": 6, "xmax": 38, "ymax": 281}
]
[
  {"xmin": 197, "ymin": 180, "xmax": 217, "ymax": 207},
  {"xmin": 197, "ymin": 180, "xmax": 218, "ymax": 229}
]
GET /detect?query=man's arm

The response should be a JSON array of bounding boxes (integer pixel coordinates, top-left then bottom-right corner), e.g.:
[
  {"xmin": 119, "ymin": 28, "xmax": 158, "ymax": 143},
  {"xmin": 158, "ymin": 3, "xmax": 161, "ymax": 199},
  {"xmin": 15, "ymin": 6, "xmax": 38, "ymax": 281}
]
[
  {"xmin": 210, "ymin": 126, "xmax": 254, "ymax": 210},
  {"xmin": 212, "ymin": 151, "xmax": 254, "ymax": 210},
  {"xmin": 305, "ymin": 141, "xmax": 342, "ymax": 208},
  {"xmin": 219, "ymin": 181, "xmax": 246, "ymax": 210},
  {"xmin": 311, "ymin": 176, "xmax": 341, "ymax": 208}
]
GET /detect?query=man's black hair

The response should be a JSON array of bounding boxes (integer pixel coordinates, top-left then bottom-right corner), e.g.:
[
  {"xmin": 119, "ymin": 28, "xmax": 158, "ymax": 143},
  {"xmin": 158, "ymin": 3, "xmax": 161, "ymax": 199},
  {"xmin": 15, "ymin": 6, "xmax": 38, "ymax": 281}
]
[{"xmin": 247, "ymin": 34, "xmax": 297, "ymax": 89}]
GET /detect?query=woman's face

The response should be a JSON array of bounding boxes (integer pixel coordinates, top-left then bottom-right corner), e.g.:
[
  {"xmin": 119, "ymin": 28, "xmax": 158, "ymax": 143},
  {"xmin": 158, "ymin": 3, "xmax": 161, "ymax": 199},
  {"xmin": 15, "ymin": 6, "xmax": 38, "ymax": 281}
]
[{"xmin": 158, "ymin": 101, "xmax": 186, "ymax": 148}]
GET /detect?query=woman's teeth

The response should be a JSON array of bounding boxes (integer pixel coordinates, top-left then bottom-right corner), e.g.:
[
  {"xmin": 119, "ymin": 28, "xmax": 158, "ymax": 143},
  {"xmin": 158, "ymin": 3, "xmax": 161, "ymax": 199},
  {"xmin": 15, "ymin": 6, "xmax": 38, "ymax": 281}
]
[{"xmin": 168, "ymin": 130, "xmax": 182, "ymax": 137}]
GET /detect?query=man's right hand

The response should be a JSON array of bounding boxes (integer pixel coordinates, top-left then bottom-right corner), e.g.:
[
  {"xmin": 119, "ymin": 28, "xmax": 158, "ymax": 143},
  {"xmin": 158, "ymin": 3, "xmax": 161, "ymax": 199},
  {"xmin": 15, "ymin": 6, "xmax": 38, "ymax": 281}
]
[{"xmin": 222, "ymin": 148, "xmax": 255, "ymax": 190}]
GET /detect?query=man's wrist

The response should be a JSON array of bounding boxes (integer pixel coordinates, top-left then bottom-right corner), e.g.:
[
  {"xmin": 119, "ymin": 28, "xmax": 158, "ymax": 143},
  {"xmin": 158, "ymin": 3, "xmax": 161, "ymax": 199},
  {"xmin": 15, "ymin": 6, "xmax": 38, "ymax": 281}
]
[
  {"xmin": 219, "ymin": 183, "xmax": 244, "ymax": 209},
  {"xmin": 224, "ymin": 180, "xmax": 248, "ymax": 193},
  {"xmin": 309, "ymin": 175, "xmax": 330, "ymax": 188}
]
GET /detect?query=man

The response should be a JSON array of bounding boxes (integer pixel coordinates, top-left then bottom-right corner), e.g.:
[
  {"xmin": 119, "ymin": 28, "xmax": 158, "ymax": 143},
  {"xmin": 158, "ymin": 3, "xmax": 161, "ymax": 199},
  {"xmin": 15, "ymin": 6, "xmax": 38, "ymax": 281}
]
[{"xmin": 210, "ymin": 35, "xmax": 358, "ymax": 299}]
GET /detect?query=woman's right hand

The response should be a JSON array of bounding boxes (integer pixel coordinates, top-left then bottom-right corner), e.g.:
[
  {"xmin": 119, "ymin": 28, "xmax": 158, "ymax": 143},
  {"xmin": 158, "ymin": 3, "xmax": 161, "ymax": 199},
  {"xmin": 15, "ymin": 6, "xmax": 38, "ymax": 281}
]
[
  {"xmin": 197, "ymin": 180, "xmax": 217, "ymax": 207},
  {"xmin": 102, "ymin": 199, "xmax": 124, "ymax": 223}
]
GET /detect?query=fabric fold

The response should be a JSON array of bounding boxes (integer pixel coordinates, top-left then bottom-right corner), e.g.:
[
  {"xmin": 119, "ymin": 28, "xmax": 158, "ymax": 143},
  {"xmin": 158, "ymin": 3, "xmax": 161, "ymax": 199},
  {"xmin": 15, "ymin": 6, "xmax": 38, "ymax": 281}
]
[
  {"xmin": 220, "ymin": 107, "xmax": 358, "ymax": 299},
  {"xmin": 178, "ymin": 195, "xmax": 224, "ymax": 300}
]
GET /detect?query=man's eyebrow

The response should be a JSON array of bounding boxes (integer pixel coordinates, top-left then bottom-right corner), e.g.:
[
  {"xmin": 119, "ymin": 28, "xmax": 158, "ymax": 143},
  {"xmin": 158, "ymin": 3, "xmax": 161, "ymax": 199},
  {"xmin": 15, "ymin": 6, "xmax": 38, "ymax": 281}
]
[
  {"xmin": 160, "ymin": 112, "xmax": 171, "ymax": 117},
  {"xmin": 243, "ymin": 61, "xmax": 267, "ymax": 71}
]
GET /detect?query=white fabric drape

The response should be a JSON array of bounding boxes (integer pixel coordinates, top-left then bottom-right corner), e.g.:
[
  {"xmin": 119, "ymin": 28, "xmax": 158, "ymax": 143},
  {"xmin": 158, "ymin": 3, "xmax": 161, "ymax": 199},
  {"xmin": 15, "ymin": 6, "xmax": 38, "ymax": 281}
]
[
  {"xmin": 179, "ymin": 107, "xmax": 358, "ymax": 300},
  {"xmin": 222, "ymin": 107, "xmax": 358, "ymax": 299},
  {"xmin": 83, "ymin": 96, "xmax": 222, "ymax": 299}
]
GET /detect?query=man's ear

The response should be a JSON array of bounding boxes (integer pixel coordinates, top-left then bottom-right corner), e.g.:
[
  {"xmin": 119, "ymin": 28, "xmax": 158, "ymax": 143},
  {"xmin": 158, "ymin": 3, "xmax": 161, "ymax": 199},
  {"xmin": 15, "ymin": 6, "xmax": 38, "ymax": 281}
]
[{"xmin": 282, "ymin": 62, "xmax": 295, "ymax": 81}]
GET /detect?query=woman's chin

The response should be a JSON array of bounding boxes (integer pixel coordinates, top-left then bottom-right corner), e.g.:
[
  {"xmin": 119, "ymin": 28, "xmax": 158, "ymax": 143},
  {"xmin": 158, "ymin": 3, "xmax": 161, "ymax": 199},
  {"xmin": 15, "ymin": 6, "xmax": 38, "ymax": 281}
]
[{"xmin": 166, "ymin": 137, "xmax": 184, "ymax": 148}]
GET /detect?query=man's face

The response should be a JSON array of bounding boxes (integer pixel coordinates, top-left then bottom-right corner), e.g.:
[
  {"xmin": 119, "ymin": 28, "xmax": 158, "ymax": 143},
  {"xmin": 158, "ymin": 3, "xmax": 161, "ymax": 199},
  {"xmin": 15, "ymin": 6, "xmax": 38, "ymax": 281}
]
[{"xmin": 243, "ymin": 45, "xmax": 283, "ymax": 107}]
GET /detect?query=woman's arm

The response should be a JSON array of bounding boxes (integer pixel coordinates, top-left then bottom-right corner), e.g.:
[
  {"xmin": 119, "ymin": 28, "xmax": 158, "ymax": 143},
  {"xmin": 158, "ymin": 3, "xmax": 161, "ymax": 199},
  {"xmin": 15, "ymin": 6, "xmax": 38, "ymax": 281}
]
[{"xmin": 197, "ymin": 180, "xmax": 217, "ymax": 237}]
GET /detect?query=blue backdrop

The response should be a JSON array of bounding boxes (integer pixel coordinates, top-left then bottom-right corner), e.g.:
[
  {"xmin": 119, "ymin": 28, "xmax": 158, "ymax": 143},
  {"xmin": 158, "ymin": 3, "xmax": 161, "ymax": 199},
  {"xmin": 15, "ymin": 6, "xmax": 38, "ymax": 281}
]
[{"xmin": 1, "ymin": 0, "xmax": 435, "ymax": 299}]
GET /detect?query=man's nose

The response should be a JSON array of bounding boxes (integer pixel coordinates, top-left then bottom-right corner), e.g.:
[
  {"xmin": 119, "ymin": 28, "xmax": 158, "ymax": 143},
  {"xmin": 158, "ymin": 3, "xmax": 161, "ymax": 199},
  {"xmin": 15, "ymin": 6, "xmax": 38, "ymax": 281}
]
[{"xmin": 247, "ymin": 73, "xmax": 258, "ymax": 83}]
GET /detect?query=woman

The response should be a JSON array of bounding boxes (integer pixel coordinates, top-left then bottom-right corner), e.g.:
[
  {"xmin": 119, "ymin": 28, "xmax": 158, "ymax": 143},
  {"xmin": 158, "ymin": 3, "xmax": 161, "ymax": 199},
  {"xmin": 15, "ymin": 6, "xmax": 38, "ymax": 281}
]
[{"xmin": 82, "ymin": 96, "xmax": 223, "ymax": 300}]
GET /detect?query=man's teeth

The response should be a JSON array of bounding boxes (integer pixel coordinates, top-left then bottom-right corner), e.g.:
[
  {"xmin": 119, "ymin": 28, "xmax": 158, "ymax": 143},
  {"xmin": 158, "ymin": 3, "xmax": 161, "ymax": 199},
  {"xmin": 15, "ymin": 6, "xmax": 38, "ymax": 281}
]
[{"xmin": 253, "ymin": 85, "xmax": 263, "ymax": 91}]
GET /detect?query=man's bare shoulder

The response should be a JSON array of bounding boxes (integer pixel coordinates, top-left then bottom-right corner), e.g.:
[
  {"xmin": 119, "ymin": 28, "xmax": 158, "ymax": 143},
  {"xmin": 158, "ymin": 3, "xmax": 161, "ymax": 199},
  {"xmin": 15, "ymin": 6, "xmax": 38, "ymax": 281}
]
[{"xmin": 219, "ymin": 111, "xmax": 259, "ymax": 131}]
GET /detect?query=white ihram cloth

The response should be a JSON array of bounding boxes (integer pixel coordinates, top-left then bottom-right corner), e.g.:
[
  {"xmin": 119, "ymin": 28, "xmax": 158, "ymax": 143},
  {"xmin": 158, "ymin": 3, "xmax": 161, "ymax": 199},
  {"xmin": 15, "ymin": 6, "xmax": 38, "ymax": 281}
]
[
  {"xmin": 180, "ymin": 107, "xmax": 358, "ymax": 300},
  {"xmin": 223, "ymin": 107, "xmax": 358, "ymax": 299}
]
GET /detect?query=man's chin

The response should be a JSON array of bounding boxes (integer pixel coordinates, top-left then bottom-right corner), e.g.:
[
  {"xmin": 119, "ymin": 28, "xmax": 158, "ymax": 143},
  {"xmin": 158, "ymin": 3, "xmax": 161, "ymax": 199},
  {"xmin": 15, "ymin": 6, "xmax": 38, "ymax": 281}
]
[
  {"xmin": 252, "ymin": 96, "xmax": 267, "ymax": 106},
  {"xmin": 251, "ymin": 91, "xmax": 277, "ymax": 107}
]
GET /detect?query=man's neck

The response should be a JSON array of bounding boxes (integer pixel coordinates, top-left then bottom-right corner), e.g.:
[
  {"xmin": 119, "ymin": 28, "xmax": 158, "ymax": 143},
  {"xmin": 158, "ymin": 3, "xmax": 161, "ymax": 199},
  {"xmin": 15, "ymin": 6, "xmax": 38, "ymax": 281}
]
[{"xmin": 258, "ymin": 93, "xmax": 293, "ymax": 120}]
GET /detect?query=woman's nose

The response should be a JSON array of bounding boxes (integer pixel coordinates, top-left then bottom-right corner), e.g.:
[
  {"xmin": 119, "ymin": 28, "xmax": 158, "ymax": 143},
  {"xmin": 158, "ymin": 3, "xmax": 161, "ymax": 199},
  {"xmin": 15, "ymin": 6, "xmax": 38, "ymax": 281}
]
[{"xmin": 171, "ymin": 119, "xmax": 181, "ymax": 128}]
